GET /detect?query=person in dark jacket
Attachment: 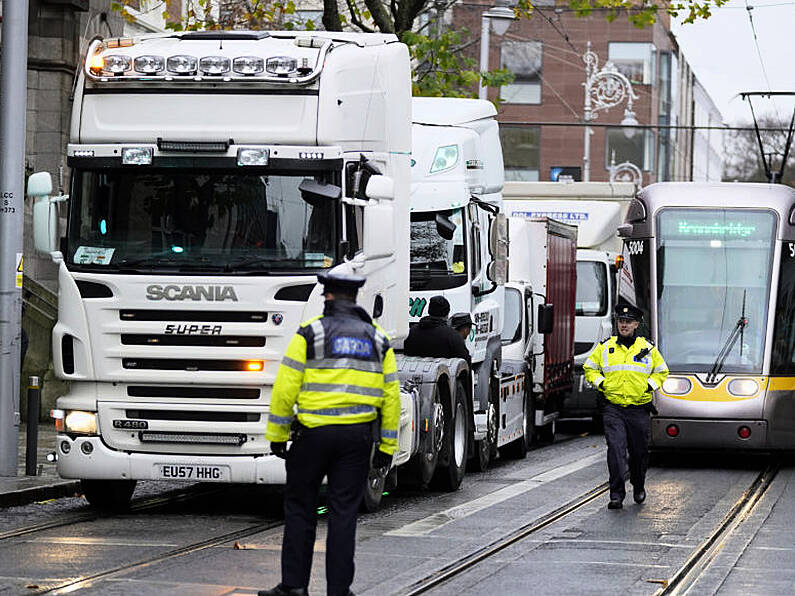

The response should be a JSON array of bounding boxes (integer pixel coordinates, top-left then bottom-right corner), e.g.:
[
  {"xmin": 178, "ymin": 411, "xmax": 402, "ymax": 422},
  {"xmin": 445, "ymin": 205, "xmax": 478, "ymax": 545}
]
[{"xmin": 404, "ymin": 296, "xmax": 470, "ymax": 366}]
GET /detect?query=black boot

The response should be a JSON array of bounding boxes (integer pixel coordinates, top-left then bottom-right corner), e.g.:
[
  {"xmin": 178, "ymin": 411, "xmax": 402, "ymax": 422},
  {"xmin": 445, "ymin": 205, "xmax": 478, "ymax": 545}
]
[
  {"xmin": 607, "ymin": 498, "xmax": 623, "ymax": 510},
  {"xmin": 258, "ymin": 585, "xmax": 309, "ymax": 596},
  {"xmin": 633, "ymin": 488, "xmax": 646, "ymax": 504}
]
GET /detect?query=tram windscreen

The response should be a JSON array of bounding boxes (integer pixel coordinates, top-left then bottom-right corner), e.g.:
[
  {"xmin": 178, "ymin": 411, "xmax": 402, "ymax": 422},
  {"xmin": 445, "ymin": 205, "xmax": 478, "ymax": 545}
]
[{"xmin": 656, "ymin": 209, "xmax": 776, "ymax": 373}]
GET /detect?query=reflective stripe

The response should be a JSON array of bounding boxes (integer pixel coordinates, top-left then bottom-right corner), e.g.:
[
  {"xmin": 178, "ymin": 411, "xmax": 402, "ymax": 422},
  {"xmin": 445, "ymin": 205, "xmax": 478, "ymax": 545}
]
[
  {"xmin": 583, "ymin": 360, "xmax": 600, "ymax": 370},
  {"xmin": 381, "ymin": 429, "xmax": 398, "ymax": 439},
  {"xmin": 384, "ymin": 372, "xmax": 398, "ymax": 384},
  {"xmin": 298, "ymin": 404, "xmax": 377, "ymax": 417},
  {"xmin": 592, "ymin": 375, "xmax": 605, "ymax": 387},
  {"xmin": 268, "ymin": 413, "xmax": 294, "ymax": 425},
  {"xmin": 310, "ymin": 320, "xmax": 325, "ymax": 359},
  {"xmin": 281, "ymin": 356, "xmax": 305, "ymax": 372},
  {"xmin": 653, "ymin": 365, "xmax": 668, "ymax": 373},
  {"xmin": 301, "ymin": 382, "xmax": 383, "ymax": 398},
  {"xmin": 648, "ymin": 377, "xmax": 660, "ymax": 390},
  {"xmin": 603, "ymin": 363, "xmax": 652, "ymax": 373},
  {"xmin": 306, "ymin": 358, "xmax": 382, "ymax": 373},
  {"xmin": 374, "ymin": 330, "xmax": 386, "ymax": 362},
  {"xmin": 601, "ymin": 344, "xmax": 609, "ymax": 369}
]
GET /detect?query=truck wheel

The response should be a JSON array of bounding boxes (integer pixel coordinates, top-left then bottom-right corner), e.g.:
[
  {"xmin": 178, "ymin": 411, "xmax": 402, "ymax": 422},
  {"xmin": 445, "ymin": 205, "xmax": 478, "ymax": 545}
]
[
  {"xmin": 399, "ymin": 386, "xmax": 443, "ymax": 491},
  {"xmin": 538, "ymin": 419, "xmax": 556, "ymax": 444},
  {"xmin": 435, "ymin": 379, "xmax": 468, "ymax": 491},
  {"xmin": 500, "ymin": 392, "xmax": 532, "ymax": 459},
  {"xmin": 81, "ymin": 479, "xmax": 136, "ymax": 511},
  {"xmin": 470, "ymin": 399, "xmax": 496, "ymax": 472}
]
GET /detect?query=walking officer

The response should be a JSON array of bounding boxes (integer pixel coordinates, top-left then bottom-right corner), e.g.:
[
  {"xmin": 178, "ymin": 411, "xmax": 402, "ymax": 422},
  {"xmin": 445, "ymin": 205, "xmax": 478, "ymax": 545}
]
[
  {"xmin": 583, "ymin": 303, "xmax": 669, "ymax": 510},
  {"xmin": 260, "ymin": 272, "xmax": 401, "ymax": 596}
]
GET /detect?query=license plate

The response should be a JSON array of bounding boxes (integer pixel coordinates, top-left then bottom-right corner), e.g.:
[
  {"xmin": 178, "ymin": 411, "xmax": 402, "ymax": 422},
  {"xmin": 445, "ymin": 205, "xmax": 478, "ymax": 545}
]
[{"xmin": 156, "ymin": 464, "xmax": 230, "ymax": 481}]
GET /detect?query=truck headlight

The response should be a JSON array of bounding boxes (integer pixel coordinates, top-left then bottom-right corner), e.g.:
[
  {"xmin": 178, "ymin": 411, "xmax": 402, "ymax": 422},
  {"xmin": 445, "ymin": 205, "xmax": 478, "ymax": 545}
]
[
  {"xmin": 167, "ymin": 55, "xmax": 198, "ymax": 75},
  {"xmin": 266, "ymin": 56, "xmax": 298, "ymax": 76},
  {"xmin": 134, "ymin": 55, "xmax": 165, "ymax": 74},
  {"xmin": 102, "ymin": 54, "xmax": 132, "ymax": 75},
  {"xmin": 430, "ymin": 144, "xmax": 459, "ymax": 173},
  {"xmin": 233, "ymin": 56, "xmax": 265, "ymax": 75},
  {"xmin": 662, "ymin": 376, "xmax": 692, "ymax": 395},
  {"xmin": 122, "ymin": 147, "xmax": 153, "ymax": 165},
  {"xmin": 200, "ymin": 56, "xmax": 231, "ymax": 75},
  {"xmin": 237, "ymin": 148, "xmax": 269, "ymax": 166},
  {"xmin": 64, "ymin": 411, "xmax": 98, "ymax": 435}
]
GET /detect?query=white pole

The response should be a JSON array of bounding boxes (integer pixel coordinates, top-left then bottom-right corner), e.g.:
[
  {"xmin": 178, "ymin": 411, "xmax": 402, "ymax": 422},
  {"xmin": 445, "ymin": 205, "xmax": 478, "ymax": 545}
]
[
  {"xmin": 0, "ymin": 0, "xmax": 30, "ymax": 476},
  {"xmin": 478, "ymin": 13, "xmax": 490, "ymax": 100}
]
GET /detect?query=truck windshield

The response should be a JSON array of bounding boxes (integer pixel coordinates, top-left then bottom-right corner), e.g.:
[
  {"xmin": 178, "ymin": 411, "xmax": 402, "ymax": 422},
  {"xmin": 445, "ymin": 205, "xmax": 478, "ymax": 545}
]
[
  {"xmin": 656, "ymin": 208, "xmax": 776, "ymax": 374},
  {"xmin": 410, "ymin": 208, "xmax": 467, "ymax": 291},
  {"xmin": 576, "ymin": 261, "xmax": 608, "ymax": 316},
  {"xmin": 66, "ymin": 168, "xmax": 339, "ymax": 273}
]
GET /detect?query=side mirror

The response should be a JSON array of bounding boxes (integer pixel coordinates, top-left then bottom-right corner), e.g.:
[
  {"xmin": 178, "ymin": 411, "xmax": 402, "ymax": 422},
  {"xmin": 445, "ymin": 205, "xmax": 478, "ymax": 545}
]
[
  {"xmin": 538, "ymin": 304, "xmax": 554, "ymax": 335},
  {"xmin": 617, "ymin": 223, "xmax": 633, "ymax": 238},
  {"xmin": 27, "ymin": 172, "xmax": 53, "ymax": 197},
  {"xmin": 487, "ymin": 213, "xmax": 508, "ymax": 284},
  {"xmin": 363, "ymin": 204, "xmax": 394, "ymax": 260},
  {"xmin": 27, "ymin": 172, "xmax": 59, "ymax": 254},
  {"xmin": 364, "ymin": 175, "xmax": 394, "ymax": 201}
]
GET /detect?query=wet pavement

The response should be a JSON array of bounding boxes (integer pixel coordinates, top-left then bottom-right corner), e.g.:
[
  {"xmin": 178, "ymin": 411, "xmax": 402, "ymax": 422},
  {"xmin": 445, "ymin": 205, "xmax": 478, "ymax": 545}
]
[{"xmin": 0, "ymin": 423, "xmax": 792, "ymax": 595}]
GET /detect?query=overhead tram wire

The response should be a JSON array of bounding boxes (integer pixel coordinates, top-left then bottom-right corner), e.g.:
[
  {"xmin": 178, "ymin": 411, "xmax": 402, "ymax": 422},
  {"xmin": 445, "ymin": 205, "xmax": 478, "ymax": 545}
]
[{"xmin": 744, "ymin": 0, "xmax": 786, "ymax": 128}]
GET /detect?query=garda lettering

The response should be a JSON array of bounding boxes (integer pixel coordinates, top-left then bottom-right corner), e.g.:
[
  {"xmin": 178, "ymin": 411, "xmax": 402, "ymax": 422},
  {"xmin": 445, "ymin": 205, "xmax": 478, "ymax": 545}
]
[
  {"xmin": 332, "ymin": 336, "xmax": 373, "ymax": 358},
  {"xmin": 146, "ymin": 285, "xmax": 238, "ymax": 302},
  {"xmin": 165, "ymin": 324, "xmax": 222, "ymax": 335}
]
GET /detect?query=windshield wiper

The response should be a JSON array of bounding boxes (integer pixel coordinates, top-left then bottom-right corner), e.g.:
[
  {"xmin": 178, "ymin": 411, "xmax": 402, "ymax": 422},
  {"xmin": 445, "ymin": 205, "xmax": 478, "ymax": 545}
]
[
  {"xmin": 226, "ymin": 256, "xmax": 311, "ymax": 271},
  {"xmin": 706, "ymin": 290, "xmax": 748, "ymax": 384}
]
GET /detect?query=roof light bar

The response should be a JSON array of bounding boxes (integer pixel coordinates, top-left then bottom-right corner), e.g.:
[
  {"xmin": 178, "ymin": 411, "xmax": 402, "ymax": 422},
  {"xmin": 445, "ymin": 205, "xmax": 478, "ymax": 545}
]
[
  {"xmin": 200, "ymin": 56, "xmax": 231, "ymax": 75},
  {"xmin": 134, "ymin": 55, "xmax": 165, "ymax": 75},
  {"xmin": 167, "ymin": 55, "xmax": 198, "ymax": 75},
  {"xmin": 157, "ymin": 139, "xmax": 232, "ymax": 153},
  {"xmin": 233, "ymin": 56, "xmax": 265, "ymax": 75},
  {"xmin": 266, "ymin": 56, "xmax": 298, "ymax": 76},
  {"xmin": 103, "ymin": 54, "xmax": 132, "ymax": 75}
]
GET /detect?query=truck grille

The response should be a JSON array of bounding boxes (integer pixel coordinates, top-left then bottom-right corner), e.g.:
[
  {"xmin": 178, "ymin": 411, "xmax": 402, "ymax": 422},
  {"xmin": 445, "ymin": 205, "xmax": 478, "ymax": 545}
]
[
  {"xmin": 120, "ymin": 309, "xmax": 267, "ymax": 322},
  {"xmin": 121, "ymin": 334, "xmax": 265, "ymax": 347},
  {"xmin": 127, "ymin": 386, "xmax": 260, "ymax": 399},
  {"xmin": 126, "ymin": 409, "xmax": 260, "ymax": 422},
  {"xmin": 139, "ymin": 431, "xmax": 247, "ymax": 446}
]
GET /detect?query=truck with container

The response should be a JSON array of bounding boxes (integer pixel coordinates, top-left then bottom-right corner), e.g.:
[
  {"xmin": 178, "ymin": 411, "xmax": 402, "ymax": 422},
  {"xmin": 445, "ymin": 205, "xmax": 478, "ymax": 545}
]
[
  {"xmin": 407, "ymin": 97, "xmax": 530, "ymax": 470},
  {"xmin": 501, "ymin": 217, "xmax": 577, "ymax": 442},
  {"xmin": 503, "ymin": 181, "xmax": 634, "ymax": 419},
  {"xmin": 27, "ymin": 30, "xmax": 472, "ymax": 511}
]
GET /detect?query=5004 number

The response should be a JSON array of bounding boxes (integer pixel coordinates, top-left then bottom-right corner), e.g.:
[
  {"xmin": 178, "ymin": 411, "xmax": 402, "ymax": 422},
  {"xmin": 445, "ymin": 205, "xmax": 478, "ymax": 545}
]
[{"xmin": 627, "ymin": 240, "xmax": 644, "ymax": 255}]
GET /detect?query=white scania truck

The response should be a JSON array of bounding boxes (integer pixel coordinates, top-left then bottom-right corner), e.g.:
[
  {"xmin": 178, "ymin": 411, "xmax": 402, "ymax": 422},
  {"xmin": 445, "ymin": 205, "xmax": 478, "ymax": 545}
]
[
  {"xmin": 503, "ymin": 181, "xmax": 635, "ymax": 418},
  {"xmin": 408, "ymin": 98, "xmax": 529, "ymax": 470},
  {"xmin": 27, "ymin": 30, "xmax": 472, "ymax": 510}
]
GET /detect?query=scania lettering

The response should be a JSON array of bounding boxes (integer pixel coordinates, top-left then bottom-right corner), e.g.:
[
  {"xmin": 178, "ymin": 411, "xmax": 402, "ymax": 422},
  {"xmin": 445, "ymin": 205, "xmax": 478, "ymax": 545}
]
[
  {"xmin": 146, "ymin": 284, "xmax": 238, "ymax": 302},
  {"xmin": 29, "ymin": 30, "xmax": 472, "ymax": 511}
]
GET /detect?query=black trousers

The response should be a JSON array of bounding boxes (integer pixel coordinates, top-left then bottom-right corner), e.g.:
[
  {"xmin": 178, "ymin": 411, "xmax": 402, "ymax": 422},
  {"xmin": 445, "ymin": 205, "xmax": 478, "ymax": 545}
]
[
  {"xmin": 602, "ymin": 401, "xmax": 651, "ymax": 501},
  {"xmin": 281, "ymin": 422, "xmax": 372, "ymax": 596}
]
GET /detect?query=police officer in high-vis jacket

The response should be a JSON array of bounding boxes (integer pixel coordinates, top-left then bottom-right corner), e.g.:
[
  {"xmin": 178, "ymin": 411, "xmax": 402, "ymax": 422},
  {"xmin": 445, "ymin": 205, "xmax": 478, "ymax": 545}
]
[
  {"xmin": 583, "ymin": 303, "xmax": 668, "ymax": 510},
  {"xmin": 260, "ymin": 272, "xmax": 401, "ymax": 596}
]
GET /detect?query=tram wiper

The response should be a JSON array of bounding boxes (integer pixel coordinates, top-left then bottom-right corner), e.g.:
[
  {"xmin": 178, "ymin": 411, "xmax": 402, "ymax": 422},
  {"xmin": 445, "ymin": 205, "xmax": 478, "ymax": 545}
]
[{"xmin": 706, "ymin": 290, "xmax": 748, "ymax": 385}]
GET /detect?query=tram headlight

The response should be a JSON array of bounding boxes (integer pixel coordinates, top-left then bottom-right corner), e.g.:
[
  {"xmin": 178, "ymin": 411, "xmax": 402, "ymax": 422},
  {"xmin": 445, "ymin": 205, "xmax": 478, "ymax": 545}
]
[
  {"xmin": 662, "ymin": 376, "xmax": 692, "ymax": 395},
  {"xmin": 727, "ymin": 378, "xmax": 759, "ymax": 397}
]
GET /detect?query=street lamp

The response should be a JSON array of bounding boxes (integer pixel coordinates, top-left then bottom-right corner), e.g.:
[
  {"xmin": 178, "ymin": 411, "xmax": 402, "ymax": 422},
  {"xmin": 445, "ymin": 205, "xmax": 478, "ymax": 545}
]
[
  {"xmin": 582, "ymin": 41, "xmax": 638, "ymax": 182},
  {"xmin": 478, "ymin": 0, "xmax": 516, "ymax": 100}
]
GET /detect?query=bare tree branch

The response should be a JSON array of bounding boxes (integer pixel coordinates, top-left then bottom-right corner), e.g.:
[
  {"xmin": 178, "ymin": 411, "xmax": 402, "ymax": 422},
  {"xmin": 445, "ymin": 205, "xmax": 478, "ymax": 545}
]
[
  {"xmin": 363, "ymin": 0, "xmax": 395, "ymax": 33},
  {"xmin": 344, "ymin": 0, "xmax": 375, "ymax": 32},
  {"xmin": 323, "ymin": 0, "xmax": 343, "ymax": 31}
]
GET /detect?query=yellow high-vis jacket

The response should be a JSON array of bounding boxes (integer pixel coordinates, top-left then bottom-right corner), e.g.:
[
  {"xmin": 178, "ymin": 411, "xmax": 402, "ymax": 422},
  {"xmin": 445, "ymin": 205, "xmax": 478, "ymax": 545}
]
[
  {"xmin": 583, "ymin": 336, "xmax": 669, "ymax": 407},
  {"xmin": 265, "ymin": 300, "xmax": 401, "ymax": 455}
]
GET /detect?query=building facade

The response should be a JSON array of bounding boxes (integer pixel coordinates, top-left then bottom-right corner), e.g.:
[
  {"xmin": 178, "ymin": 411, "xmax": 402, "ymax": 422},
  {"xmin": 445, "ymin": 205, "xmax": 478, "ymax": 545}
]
[{"xmin": 452, "ymin": 2, "xmax": 723, "ymax": 185}]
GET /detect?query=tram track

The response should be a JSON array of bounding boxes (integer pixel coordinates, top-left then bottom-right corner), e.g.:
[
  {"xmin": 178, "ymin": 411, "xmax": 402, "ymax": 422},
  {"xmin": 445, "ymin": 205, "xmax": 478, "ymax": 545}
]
[
  {"xmin": 0, "ymin": 483, "xmax": 224, "ymax": 542},
  {"xmin": 37, "ymin": 516, "xmax": 285, "ymax": 595},
  {"xmin": 395, "ymin": 458, "xmax": 780, "ymax": 596},
  {"xmin": 654, "ymin": 460, "xmax": 781, "ymax": 596}
]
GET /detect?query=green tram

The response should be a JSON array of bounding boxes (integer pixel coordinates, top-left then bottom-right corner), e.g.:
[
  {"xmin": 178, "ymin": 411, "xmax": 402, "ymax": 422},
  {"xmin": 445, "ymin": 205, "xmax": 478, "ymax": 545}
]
[{"xmin": 617, "ymin": 182, "xmax": 795, "ymax": 450}]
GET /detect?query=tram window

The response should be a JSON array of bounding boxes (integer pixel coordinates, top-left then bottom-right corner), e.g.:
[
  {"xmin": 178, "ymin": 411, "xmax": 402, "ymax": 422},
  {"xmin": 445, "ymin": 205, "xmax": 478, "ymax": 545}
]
[{"xmin": 772, "ymin": 244, "xmax": 795, "ymax": 374}]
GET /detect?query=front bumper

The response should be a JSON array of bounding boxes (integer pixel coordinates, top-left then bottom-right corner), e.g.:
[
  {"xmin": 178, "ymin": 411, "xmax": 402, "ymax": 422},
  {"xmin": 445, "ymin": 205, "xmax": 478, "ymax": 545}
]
[
  {"xmin": 55, "ymin": 434, "xmax": 287, "ymax": 484},
  {"xmin": 650, "ymin": 418, "xmax": 768, "ymax": 450}
]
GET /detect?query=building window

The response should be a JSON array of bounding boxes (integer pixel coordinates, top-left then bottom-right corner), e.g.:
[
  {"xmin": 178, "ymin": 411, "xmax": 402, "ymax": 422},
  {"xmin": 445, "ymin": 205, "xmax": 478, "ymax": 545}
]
[
  {"xmin": 500, "ymin": 41, "xmax": 542, "ymax": 104},
  {"xmin": 500, "ymin": 126, "xmax": 540, "ymax": 181},
  {"xmin": 608, "ymin": 42, "xmax": 656, "ymax": 85},
  {"xmin": 606, "ymin": 128, "xmax": 654, "ymax": 172}
]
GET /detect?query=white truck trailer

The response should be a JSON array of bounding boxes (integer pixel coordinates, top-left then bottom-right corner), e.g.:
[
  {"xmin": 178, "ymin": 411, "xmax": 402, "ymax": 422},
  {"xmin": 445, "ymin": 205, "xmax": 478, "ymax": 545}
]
[
  {"xmin": 27, "ymin": 30, "xmax": 471, "ymax": 510},
  {"xmin": 503, "ymin": 181, "xmax": 635, "ymax": 418},
  {"xmin": 408, "ymin": 98, "xmax": 528, "ymax": 470}
]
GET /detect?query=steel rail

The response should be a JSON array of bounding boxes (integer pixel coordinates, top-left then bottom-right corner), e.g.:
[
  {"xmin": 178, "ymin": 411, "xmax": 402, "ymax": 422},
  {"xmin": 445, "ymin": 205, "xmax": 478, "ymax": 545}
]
[
  {"xmin": 399, "ymin": 480, "xmax": 610, "ymax": 595},
  {"xmin": 655, "ymin": 461, "xmax": 780, "ymax": 596},
  {"xmin": 40, "ymin": 518, "xmax": 285, "ymax": 595},
  {"xmin": 0, "ymin": 483, "xmax": 222, "ymax": 541}
]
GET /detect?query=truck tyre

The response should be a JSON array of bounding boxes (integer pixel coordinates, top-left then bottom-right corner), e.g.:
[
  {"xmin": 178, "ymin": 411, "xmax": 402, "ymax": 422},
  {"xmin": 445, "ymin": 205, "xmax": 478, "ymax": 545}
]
[
  {"xmin": 470, "ymin": 397, "xmax": 497, "ymax": 472},
  {"xmin": 81, "ymin": 479, "xmax": 136, "ymax": 511},
  {"xmin": 538, "ymin": 419, "xmax": 556, "ymax": 444},
  {"xmin": 435, "ymin": 379, "xmax": 468, "ymax": 491},
  {"xmin": 398, "ymin": 384, "xmax": 443, "ymax": 491},
  {"xmin": 500, "ymin": 392, "xmax": 533, "ymax": 459}
]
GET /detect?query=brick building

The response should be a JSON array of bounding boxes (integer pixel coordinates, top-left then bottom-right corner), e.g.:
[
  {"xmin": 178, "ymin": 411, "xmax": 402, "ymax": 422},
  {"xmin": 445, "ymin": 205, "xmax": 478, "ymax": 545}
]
[{"xmin": 451, "ymin": 2, "xmax": 723, "ymax": 184}]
